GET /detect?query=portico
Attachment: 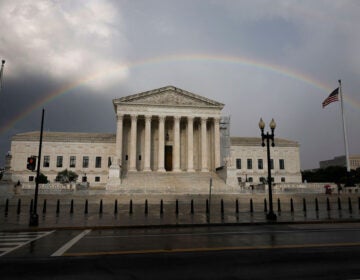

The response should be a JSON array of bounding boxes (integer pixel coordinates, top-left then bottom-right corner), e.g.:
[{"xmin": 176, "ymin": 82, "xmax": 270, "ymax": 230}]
[{"xmin": 108, "ymin": 86, "xmax": 224, "ymax": 185}]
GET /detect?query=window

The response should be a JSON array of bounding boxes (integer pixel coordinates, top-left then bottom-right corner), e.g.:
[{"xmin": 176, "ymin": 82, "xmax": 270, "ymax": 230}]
[
  {"xmin": 236, "ymin": 159, "xmax": 241, "ymax": 169},
  {"xmin": 29, "ymin": 176, "xmax": 34, "ymax": 182},
  {"xmin": 258, "ymin": 159, "xmax": 263, "ymax": 170},
  {"xmin": 281, "ymin": 177, "xmax": 286, "ymax": 182},
  {"xmin": 279, "ymin": 159, "xmax": 285, "ymax": 170},
  {"xmin": 83, "ymin": 156, "xmax": 89, "ymax": 168},
  {"xmin": 82, "ymin": 176, "xmax": 87, "ymax": 182},
  {"xmin": 43, "ymin": 156, "xmax": 50, "ymax": 168},
  {"xmin": 247, "ymin": 159, "xmax": 252, "ymax": 169},
  {"xmin": 237, "ymin": 177, "xmax": 242, "ymax": 183},
  {"xmin": 108, "ymin": 157, "xmax": 112, "ymax": 167},
  {"xmin": 70, "ymin": 156, "xmax": 76, "ymax": 168},
  {"xmin": 95, "ymin": 176, "xmax": 100, "ymax": 182},
  {"xmin": 271, "ymin": 177, "xmax": 274, "ymax": 182},
  {"xmin": 56, "ymin": 156, "xmax": 63, "ymax": 168},
  {"xmin": 248, "ymin": 177, "xmax": 253, "ymax": 183},
  {"xmin": 270, "ymin": 159, "xmax": 274, "ymax": 170},
  {"xmin": 95, "ymin": 157, "xmax": 101, "ymax": 168},
  {"xmin": 260, "ymin": 177, "xmax": 265, "ymax": 183}
]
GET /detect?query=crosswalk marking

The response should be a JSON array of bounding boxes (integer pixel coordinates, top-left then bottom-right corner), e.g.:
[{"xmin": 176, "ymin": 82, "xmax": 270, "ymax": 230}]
[{"xmin": 0, "ymin": 231, "xmax": 55, "ymax": 257}]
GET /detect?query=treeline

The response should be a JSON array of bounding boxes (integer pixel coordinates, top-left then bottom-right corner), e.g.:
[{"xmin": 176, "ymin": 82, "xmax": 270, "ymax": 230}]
[{"xmin": 302, "ymin": 166, "xmax": 360, "ymax": 185}]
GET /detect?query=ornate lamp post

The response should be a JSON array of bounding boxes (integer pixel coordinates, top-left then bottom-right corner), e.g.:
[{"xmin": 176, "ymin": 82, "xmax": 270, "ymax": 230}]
[{"xmin": 259, "ymin": 118, "xmax": 277, "ymax": 221}]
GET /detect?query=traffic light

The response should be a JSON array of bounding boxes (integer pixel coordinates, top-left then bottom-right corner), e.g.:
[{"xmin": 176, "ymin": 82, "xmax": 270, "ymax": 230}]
[{"xmin": 27, "ymin": 156, "xmax": 36, "ymax": 171}]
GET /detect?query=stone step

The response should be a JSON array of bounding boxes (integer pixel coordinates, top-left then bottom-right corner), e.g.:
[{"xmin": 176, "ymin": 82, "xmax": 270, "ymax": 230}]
[{"xmin": 116, "ymin": 171, "xmax": 239, "ymax": 194}]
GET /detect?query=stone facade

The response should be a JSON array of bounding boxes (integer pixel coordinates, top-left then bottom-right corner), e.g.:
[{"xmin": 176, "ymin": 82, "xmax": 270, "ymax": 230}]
[
  {"xmin": 226, "ymin": 137, "xmax": 302, "ymax": 186},
  {"xmin": 107, "ymin": 86, "xmax": 224, "ymax": 189},
  {"xmin": 9, "ymin": 132, "xmax": 115, "ymax": 186},
  {"xmin": 319, "ymin": 155, "xmax": 360, "ymax": 170},
  {"xmin": 4, "ymin": 85, "xmax": 302, "ymax": 192}
]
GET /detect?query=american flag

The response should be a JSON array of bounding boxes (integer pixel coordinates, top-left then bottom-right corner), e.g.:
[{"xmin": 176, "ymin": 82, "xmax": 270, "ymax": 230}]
[{"xmin": 322, "ymin": 87, "xmax": 339, "ymax": 108}]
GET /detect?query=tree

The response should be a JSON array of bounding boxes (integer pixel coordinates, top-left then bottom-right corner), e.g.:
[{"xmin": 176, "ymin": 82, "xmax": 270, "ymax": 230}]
[
  {"xmin": 302, "ymin": 166, "xmax": 360, "ymax": 185},
  {"xmin": 36, "ymin": 173, "xmax": 48, "ymax": 184},
  {"xmin": 56, "ymin": 169, "xmax": 78, "ymax": 183}
]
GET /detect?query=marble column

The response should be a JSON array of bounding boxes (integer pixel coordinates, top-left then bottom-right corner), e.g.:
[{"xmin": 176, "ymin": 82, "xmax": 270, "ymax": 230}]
[
  {"xmin": 129, "ymin": 114, "xmax": 137, "ymax": 172},
  {"xmin": 201, "ymin": 117, "xmax": 208, "ymax": 172},
  {"xmin": 187, "ymin": 116, "xmax": 194, "ymax": 172},
  {"xmin": 144, "ymin": 115, "xmax": 152, "ymax": 171},
  {"xmin": 173, "ymin": 116, "xmax": 181, "ymax": 172},
  {"xmin": 157, "ymin": 116, "xmax": 166, "ymax": 172},
  {"xmin": 214, "ymin": 117, "xmax": 221, "ymax": 169},
  {"xmin": 115, "ymin": 114, "xmax": 123, "ymax": 166}
]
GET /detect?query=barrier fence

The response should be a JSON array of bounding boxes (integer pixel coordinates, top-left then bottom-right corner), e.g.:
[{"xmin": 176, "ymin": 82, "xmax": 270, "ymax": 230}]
[{"xmin": 2, "ymin": 196, "xmax": 360, "ymax": 218}]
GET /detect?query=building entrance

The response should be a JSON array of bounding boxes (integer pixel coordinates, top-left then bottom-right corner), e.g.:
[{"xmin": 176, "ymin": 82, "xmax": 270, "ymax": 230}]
[{"xmin": 165, "ymin": 145, "xmax": 173, "ymax": 171}]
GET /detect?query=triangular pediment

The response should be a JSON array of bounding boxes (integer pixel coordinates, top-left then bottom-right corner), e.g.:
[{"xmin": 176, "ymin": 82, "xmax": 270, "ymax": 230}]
[{"xmin": 114, "ymin": 86, "xmax": 224, "ymax": 108}]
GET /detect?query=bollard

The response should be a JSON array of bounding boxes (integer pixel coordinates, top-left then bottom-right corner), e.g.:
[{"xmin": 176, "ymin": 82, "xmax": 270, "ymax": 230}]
[
  {"xmin": 175, "ymin": 199, "xmax": 179, "ymax": 215},
  {"xmin": 303, "ymin": 198, "xmax": 307, "ymax": 212},
  {"xmin": 221, "ymin": 199, "xmax": 224, "ymax": 216},
  {"xmin": 99, "ymin": 199, "xmax": 103, "ymax": 214},
  {"xmin": 5, "ymin": 199, "xmax": 9, "ymax": 216},
  {"xmin": 160, "ymin": 199, "xmax": 164, "ymax": 215},
  {"xmin": 129, "ymin": 199, "xmax": 133, "ymax": 215},
  {"xmin": 145, "ymin": 199, "xmax": 148, "ymax": 215},
  {"xmin": 42, "ymin": 199, "xmax": 47, "ymax": 214},
  {"xmin": 277, "ymin": 198, "xmax": 281, "ymax": 212},
  {"xmin": 206, "ymin": 199, "xmax": 209, "ymax": 214},
  {"xmin": 290, "ymin": 198, "xmax": 294, "ymax": 213},
  {"xmin": 348, "ymin": 197, "xmax": 353, "ymax": 213},
  {"xmin": 250, "ymin": 199, "xmax": 254, "ymax": 213},
  {"xmin": 191, "ymin": 199, "xmax": 194, "ymax": 214},
  {"xmin": 315, "ymin": 198, "xmax": 319, "ymax": 212},
  {"xmin": 70, "ymin": 199, "xmax": 74, "ymax": 214},
  {"xmin": 29, "ymin": 199, "xmax": 34, "ymax": 213},
  {"xmin": 114, "ymin": 199, "xmax": 118, "ymax": 214},
  {"xmin": 264, "ymin": 198, "xmax": 267, "ymax": 213},
  {"xmin": 56, "ymin": 199, "xmax": 60, "ymax": 215},
  {"xmin": 17, "ymin": 199, "xmax": 21, "ymax": 215},
  {"xmin": 85, "ymin": 199, "xmax": 88, "ymax": 214},
  {"xmin": 235, "ymin": 199, "xmax": 239, "ymax": 214},
  {"xmin": 338, "ymin": 197, "xmax": 342, "ymax": 210},
  {"xmin": 326, "ymin": 197, "xmax": 331, "ymax": 211}
]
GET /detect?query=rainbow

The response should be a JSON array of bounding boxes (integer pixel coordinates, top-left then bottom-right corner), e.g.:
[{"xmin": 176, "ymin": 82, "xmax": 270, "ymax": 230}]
[{"xmin": 1, "ymin": 53, "xmax": 358, "ymax": 136}]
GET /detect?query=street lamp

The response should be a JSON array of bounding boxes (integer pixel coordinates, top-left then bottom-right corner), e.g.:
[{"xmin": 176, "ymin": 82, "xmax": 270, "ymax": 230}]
[{"xmin": 259, "ymin": 118, "xmax": 277, "ymax": 221}]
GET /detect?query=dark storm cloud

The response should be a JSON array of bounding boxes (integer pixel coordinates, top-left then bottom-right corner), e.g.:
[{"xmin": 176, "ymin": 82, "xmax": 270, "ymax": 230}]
[{"xmin": 1, "ymin": 0, "xmax": 360, "ymax": 169}]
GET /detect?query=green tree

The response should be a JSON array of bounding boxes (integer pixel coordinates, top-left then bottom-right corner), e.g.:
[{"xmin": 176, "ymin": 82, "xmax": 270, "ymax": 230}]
[
  {"xmin": 56, "ymin": 169, "xmax": 78, "ymax": 183},
  {"xmin": 302, "ymin": 166, "xmax": 359, "ymax": 186},
  {"xmin": 36, "ymin": 173, "xmax": 48, "ymax": 184}
]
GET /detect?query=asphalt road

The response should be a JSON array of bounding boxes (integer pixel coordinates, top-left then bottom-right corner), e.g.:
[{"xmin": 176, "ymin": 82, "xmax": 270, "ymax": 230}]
[{"xmin": 2, "ymin": 223, "xmax": 360, "ymax": 279}]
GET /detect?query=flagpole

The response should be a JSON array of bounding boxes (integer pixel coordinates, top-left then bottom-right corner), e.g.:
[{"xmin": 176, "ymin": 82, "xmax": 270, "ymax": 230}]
[
  {"xmin": 0, "ymin": 60, "xmax": 5, "ymax": 96},
  {"xmin": 339, "ymin": 79, "xmax": 350, "ymax": 172}
]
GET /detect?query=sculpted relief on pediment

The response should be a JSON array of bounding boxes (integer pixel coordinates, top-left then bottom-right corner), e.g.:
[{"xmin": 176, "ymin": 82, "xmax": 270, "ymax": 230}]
[{"xmin": 126, "ymin": 91, "xmax": 211, "ymax": 106}]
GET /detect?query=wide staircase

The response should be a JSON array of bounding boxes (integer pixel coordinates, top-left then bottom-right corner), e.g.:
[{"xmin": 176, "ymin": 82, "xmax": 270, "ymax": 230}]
[{"xmin": 118, "ymin": 171, "xmax": 238, "ymax": 194}]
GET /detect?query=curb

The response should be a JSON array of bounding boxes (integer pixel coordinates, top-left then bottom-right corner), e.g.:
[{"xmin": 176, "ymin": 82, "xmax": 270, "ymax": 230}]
[{"xmin": 2, "ymin": 218, "xmax": 360, "ymax": 233}]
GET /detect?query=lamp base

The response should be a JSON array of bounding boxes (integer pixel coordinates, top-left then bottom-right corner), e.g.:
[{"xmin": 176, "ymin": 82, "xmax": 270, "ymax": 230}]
[
  {"xmin": 29, "ymin": 213, "xmax": 39, "ymax": 226},
  {"xmin": 266, "ymin": 211, "xmax": 277, "ymax": 221}
]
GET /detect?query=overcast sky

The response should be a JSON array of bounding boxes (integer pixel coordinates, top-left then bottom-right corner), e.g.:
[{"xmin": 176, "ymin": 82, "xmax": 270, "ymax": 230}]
[{"xmin": 1, "ymin": 0, "xmax": 360, "ymax": 170}]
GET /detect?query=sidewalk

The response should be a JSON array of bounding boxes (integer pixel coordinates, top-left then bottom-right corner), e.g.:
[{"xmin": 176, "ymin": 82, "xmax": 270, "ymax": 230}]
[{"xmin": 1, "ymin": 191, "xmax": 359, "ymax": 231}]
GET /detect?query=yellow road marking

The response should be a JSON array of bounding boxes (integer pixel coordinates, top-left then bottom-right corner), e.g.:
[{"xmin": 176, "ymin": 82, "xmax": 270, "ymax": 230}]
[{"xmin": 64, "ymin": 242, "xmax": 360, "ymax": 257}]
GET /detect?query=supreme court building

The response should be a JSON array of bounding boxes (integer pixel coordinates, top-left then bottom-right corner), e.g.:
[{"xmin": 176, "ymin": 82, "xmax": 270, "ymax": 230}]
[{"xmin": 5, "ymin": 86, "xmax": 302, "ymax": 193}]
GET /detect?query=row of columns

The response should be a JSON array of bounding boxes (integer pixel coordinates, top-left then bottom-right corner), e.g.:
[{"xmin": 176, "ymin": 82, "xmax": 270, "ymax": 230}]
[{"xmin": 114, "ymin": 114, "xmax": 221, "ymax": 172}]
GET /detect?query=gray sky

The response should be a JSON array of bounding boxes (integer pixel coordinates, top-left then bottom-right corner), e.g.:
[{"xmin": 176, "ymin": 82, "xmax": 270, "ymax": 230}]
[{"xmin": 1, "ymin": 0, "xmax": 360, "ymax": 170}]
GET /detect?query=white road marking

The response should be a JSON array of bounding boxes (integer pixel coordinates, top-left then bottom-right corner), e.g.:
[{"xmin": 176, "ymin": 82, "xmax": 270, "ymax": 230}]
[
  {"xmin": 0, "ymin": 231, "xmax": 55, "ymax": 257},
  {"xmin": 51, "ymin": 229, "xmax": 91, "ymax": 257}
]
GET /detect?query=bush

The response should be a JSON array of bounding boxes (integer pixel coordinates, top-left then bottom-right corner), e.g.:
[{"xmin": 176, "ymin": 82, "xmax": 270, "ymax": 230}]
[{"xmin": 56, "ymin": 169, "xmax": 78, "ymax": 183}]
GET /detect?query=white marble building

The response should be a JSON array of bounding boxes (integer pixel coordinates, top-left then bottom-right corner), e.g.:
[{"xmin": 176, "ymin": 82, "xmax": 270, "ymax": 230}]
[
  {"xmin": 4, "ymin": 86, "xmax": 302, "ymax": 192},
  {"xmin": 225, "ymin": 137, "xmax": 302, "ymax": 187}
]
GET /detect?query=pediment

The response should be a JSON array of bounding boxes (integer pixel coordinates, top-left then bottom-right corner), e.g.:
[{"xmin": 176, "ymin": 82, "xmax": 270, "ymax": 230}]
[{"xmin": 114, "ymin": 86, "xmax": 224, "ymax": 108}]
